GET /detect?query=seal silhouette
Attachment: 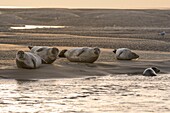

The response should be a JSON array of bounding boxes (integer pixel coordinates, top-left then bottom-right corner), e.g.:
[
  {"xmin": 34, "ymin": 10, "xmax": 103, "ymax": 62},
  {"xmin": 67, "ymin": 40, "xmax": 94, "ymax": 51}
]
[
  {"xmin": 28, "ymin": 46, "xmax": 59, "ymax": 64},
  {"xmin": 16, "ymin": 50, "xmax": 42, "ymax": 69},
  {"xmin": 143, "ymin": 67, "xmax": 160, "ymax": 76},
  {"xmin": 113, "ymin": 48, "xmax": 139, "ymax": 60},
  {"xmin": 59, "ymin": 47, "xmax": 100, "ymax": 63}
]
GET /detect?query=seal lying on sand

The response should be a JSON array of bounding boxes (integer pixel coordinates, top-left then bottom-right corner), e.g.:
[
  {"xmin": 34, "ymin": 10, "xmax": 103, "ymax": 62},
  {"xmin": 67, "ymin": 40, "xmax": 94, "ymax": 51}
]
[
  {"xmin": 143, "ymin": 67, "xmax": 160, "ymax": 76},
  {"xmin": 28, "ymin": 46, "xmax": 59, "ymax": 64},
  {"xmin": 16, "ymin": 50, "xmax": 42, "ymax": 69},
  {"xmin": 59, "ymin": 47, "xmax": 100, "ymax": 63},
  {"xmin": 113, "ymin": 48, "xmax": 139, "ymax": 60}
]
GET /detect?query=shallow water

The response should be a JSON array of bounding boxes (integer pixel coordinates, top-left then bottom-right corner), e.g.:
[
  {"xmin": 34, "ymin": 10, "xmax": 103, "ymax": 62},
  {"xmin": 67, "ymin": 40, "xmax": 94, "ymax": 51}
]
[
  {"xmin": 0, "ymin": 75, "xmax": 170, "ymax": 113},
  {"xmin": 10, "ymin": 25, "xmax": 67, "ymax": 30}
]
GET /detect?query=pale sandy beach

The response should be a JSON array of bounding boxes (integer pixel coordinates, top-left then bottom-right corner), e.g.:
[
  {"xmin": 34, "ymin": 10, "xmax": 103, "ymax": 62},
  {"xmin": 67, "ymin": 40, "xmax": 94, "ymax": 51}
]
[{"xmin": 0, "ymin": 9, "xmax": 170, "ymax": 112}]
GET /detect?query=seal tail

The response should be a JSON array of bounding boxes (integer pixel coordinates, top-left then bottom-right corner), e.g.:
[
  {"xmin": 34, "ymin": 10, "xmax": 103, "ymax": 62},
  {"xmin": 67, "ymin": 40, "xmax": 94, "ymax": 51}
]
[
  {"xmin": 58, "ymin": 49, "xmax": 67, "ymax": 58},
  {"xmin": 28, "ymin": 46, "xmax": 33, "ymax": 50}
]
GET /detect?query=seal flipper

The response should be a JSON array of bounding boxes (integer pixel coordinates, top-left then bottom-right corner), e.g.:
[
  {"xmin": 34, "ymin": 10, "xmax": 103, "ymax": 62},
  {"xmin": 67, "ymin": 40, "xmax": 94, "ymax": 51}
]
[
  {"xmin": 117, "ymin": 51, "xmax": 124, "ymax": 58},
  {"xmin": 113, "ymin": 49, "xmax": 117, "ymax": 54},
  {"xmin": 36, "ymin": 48, "xmax": 45, "ymax": 52},
  {"xmin": 77, "ymin": 49, "xmax": 85, "ymax": 56},
  {"xmin": 32, "ymin": 59, "xmax": 36, "ymax": 69},
  {"xmin": 16, "ymin": 59, "xmax": 32, "ymax": 69}
]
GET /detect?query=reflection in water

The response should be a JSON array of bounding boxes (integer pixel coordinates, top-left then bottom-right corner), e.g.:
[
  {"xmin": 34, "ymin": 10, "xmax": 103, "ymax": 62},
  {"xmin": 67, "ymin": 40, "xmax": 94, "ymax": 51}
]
[
  {"xmin": 15, "ymin": 79, "xmax": 38, "ymax": 85},
  {"xmin": 0, "ymin": 75, "xmax": 170, "ymax": 113},
  {"xmin": 10, "ymin": 25, "xmax": 67, "ymax": 30}
]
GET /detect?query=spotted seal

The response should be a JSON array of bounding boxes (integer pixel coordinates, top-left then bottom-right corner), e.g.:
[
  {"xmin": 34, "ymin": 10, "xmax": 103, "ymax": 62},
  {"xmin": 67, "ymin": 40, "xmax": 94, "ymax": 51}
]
[
  {"xmin": 16, "ymin": 50, "xmax": 42, "ymax": 69},
  {"xmin": 28, "ymin": 46, "xmax": 59, "ymax": 64},
  {"xmin": 59, "ymin": 47, "xmax": 100, "ymax": 63},
  {"xmin": 143, "ymin": 67, "xmax": 160, "ymax": 76},
  {"xmin": 113, "ymin": 48, "xmax": 139, "ymax": 60}
]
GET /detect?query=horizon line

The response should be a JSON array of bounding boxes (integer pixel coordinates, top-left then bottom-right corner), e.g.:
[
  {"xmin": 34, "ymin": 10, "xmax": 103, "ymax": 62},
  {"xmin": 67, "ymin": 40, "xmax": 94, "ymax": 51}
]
[{"xmin": 0, "ymin": 6, "xmax": 170, "ymax": 10}]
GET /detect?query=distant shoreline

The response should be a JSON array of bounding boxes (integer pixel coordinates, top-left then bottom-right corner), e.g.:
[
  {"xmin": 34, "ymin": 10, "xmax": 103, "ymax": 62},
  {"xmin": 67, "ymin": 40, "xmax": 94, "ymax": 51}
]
[{"xmin": 0, "ymin": 6, "xmax": 169, "ymax": 10}]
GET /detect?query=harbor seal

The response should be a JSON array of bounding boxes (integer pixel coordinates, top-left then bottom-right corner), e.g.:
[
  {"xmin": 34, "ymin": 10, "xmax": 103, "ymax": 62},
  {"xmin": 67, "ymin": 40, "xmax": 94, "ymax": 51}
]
[
  {"xmin": 28, "ymin": 46, "xmax": 59, "ymax": 64},
  {"xmin": 113, "ymin": 48, "xmax": 139, "ymax": 60},
  {"xmin": 143, "ymin": 67, "xmax": 160, "ymax": 76},
  {"xmin": 16, "ymin": 50, "xmax": 42, "ymax": 69},
  {"xmin": 159, "ymin": 31, "xmax": 166, "ymax": 37},
  {"xmin": 59, "ymin": 47, "xmax": 100, "ymax": 63}
]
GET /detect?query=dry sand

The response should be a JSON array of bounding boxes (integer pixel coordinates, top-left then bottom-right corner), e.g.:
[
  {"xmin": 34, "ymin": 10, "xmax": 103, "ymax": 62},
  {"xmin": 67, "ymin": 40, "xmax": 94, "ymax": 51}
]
[{"xmin": 0, "ymin": 44, "xmax": 170, "ymax": 79}]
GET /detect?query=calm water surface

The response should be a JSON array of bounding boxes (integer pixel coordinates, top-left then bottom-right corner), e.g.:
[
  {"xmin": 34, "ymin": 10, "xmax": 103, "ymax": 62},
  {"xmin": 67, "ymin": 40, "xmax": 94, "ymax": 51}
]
[
  {"xmin": 0, "ymin": 75, "xmax": 170, "ymax": 113},
  {"xmin": 10, "ymin": 25, "xmax": 67, "ymax": 30}
]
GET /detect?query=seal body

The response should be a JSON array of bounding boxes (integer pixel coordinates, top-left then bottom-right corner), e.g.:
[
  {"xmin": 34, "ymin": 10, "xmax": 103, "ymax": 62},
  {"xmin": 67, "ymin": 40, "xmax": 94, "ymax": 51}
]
[
  {"xmin": 16, "ymin": 51, "xmax": 42, "ymax": 69},
  {"xmin": 143, "ymin": 67, "xmax": 160, "ymax": 76},
  {"xmin": 28, "ymin": 46, "xmax": 59, "ymax": 64},
  {"xmin": 59, "ymin": 47, "xmax": 100, "ymax": 63},
  {"xmin": 159, "ymin": 31, "xmax": 166, "ymax": 37},
  {"xmin": 113, "ymin": 48, "xmax": 139, "ymax": 60}
]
